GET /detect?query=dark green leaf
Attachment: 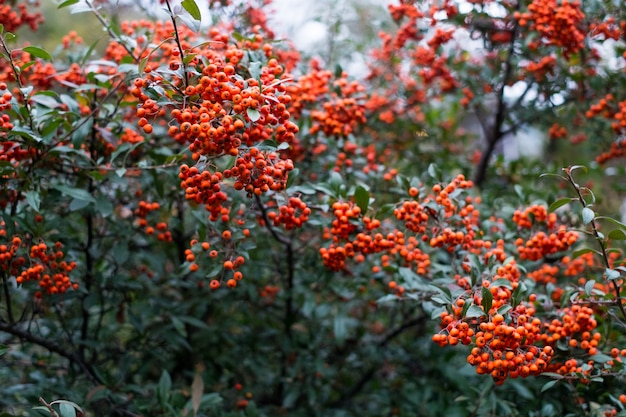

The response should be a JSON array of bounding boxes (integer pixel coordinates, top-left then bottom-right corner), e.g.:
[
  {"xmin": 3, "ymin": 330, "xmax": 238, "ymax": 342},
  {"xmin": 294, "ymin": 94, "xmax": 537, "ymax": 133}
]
[
  {"xmin": 0, "ymin": 344, "xmax": 7, "ymax": 356},
  {"xmin": 590, "ymin": 353, "xmax": 613, "ymax": 363},
  {"xmin": 354, "ymin": 185, "xmax": 369, "ymax": 214},
  {"xmin": 548, "ymin": 198, "xmax": 573, "ymax": 213},
  {"xmin": 53, "ymin": 185, "xmax": 97, "ymax": 204},
  {"xmin": 24, "ymin": 191, "xmax": 41, "ymax": 212},
  {"xmin": 23, "ymin": 46, "xmax": 52, "ymax": 61},
  {"xmin": 540, "ymin": 379, "xmax": 559, "ymax": 393},
  {"xmin": 465, "ymin": 304, "xmax": 485, "ymax": 319},
  {"xmin": 481, "ymin": 286, "xmax": 493, "ymax": 314},
  {"xmin": 158, "ymin": 370, "xmax": 172, "ymax": 404}
]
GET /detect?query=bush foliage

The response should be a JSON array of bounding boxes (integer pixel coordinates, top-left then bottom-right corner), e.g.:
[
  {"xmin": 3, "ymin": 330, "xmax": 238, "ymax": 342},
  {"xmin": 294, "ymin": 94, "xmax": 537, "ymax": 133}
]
[{"xmin": 1, "ymin": 0, "xmax": 626, "ymax": 416}]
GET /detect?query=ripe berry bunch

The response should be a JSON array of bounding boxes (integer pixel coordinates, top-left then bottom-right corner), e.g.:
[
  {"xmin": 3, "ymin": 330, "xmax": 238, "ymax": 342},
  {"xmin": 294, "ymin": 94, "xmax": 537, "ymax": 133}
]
[
  {"xmin": 517, "ymin": 0, "xmax": 586, "ymax": 58},
  {"xmin": 267, "ymin": 197, "xmax": 311, "ymax": 230},
  {"xmin": 0, "ymin": 221, "xmax": 77, "ymax": 296},
  {"xmin": 133, "ymin": 201, "xmax": 172, "ymax": 242},
  {"xmin": 0, "ymin": 0, "xmax": 43, "ymax": 33}
]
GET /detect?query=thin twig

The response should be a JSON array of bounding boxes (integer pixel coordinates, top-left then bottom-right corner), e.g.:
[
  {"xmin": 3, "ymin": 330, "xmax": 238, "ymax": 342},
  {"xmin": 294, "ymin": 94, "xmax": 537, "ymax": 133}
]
[
  {"xmin": 39, "ymin": 398, "xmax": 60, "ymax": 417},
  {"xmin": 0, "ymin": 34, "xmax": 35, "ymax": 131},
  {"xmin": 85, "ymin": 0, "xmax": 139, "ymax": 62},
  {"xmin": 1, "ymin": 273, "xmax": 14, "ymax": 325},
  {"xmin": 165, "ymin": 0, "xmax": 189, "ymax": 87},
  {"xmin": 564, "ymin": 166, "xmax": 626, "ymax": 321}
]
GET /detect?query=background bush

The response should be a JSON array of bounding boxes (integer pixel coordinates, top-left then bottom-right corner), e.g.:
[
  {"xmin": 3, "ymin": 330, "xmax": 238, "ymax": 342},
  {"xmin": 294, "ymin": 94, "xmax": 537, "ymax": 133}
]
[{"xmin": 1, "ymin": 1, "xmax": 626, "ymax": 416}]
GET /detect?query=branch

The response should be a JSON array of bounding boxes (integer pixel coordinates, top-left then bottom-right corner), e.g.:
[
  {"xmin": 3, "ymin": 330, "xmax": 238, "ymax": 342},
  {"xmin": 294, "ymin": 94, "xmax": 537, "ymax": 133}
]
[
  {"xmin": 564, "ymin": 167, "xmax": 626, "ymax": 321},
  {"xmin": 2, "ymin": 273, "xmax": 15, "ymax": 325},
  {"xmin": 328, "ymin": 314, "xmax": 427, "ymax": 408},
  {"xmin": 0, "ymin": 321, "xmax": 102, "ymax": 385},
  {"xmin": 165, "ymin": 0, "xmax": 189, "ymax": 88},
  {"xmin": 473, "ymin": 5, "xmax": 521, "ymax": 187},
  {"xmin": 85, "ymin": 0, "xmax": 139, "ymax": 62}
]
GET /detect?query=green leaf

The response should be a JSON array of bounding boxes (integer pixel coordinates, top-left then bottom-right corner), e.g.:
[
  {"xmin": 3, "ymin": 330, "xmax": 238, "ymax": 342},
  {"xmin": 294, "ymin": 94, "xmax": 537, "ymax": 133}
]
[
  {"xmin": 465, "ymin": 304, "xmax": 485, "ymax": 319},
  {"xmin": 481, "ymin": 286, "xmax": 493, "ymax": 314},
  {"xmin": 548, "ymin": 197, "xmax": 573, "ymax": 213},
  {"xmin": 584, "ymin": 279, "xmax": 595, "ymax": 296},
  {"xmin": 58, "ymin": 0, "xmax": 79, "ymax": 8},
  {"xmin": 181, "ymin": 0, "xmax": 202, "ymax": 21},
  {"xmin": 247, "ymin": 107, "xmax": 261, "ymax": 122},
  {"xmin": 49, "ymin": 401, "xmax": 83, "ymax": 416},
  {"xmin": 608, "ymin": 229, "xmax": 626, "ymax": 240},
  {"xmin": 568, "ymin": 165, "xmax": 587, "ymax": 174},
  {"xmin": 24, "ymin": 191, "xmax": 41, "ymax": 212},
  {"xmin": 23, "ymin": 46, "xmax": 52, "ymax": 61},
  {"xmin": 572, "ymin": 248, "xmax": 598, "ymax": 259},
  {"xmin": 427, "ymin": 163, "xmax": 441, "ymax": 180},
  {"xmin": 582, "ymin": 207, "xmax": 594, "ymax": 225},
  {"xmin": 606, "ymin": 268, "xmax": 621, "ymax": 281},
  {"xmin": 595, "ymin": 216, "xmax": 626, "ymax": 231},
  {"xmin": 158, "ymin": 370, "xmax": 172, "ymax": 404},
  {"xmin": 58, "ymin": 403, "xmax": 76, "ymax": 417},
  {"xmin": 53, "ymin": 184, "xmax": 97, "ymax": 204},
  {"xmin": 540, "ymin": 379, "xmax": 559, "ymax": 393},
  {"xmin": 249, "ymin": 61, "xmax": 262, "ymax": 80},
  {"xmin": 0, "ymin": 344, "xmax": 7, "ymax": 356},
  {"xmin": 354, "ymin": 185, "xmax": 369, "ymax": 214},
  {"xmin": 490, "ymin": 279, "xmax": 513, "ymax": 290},
  {"xmin": 496, "ymin": 304, "xmax": 512, "ymax": 315},
  {"xmin": 333, "ymin": 315, "xmax": 347, "ymax": 345},
  {"xmin": 590, "ymin": 353, "xmax": 613, "ymax": 363}
]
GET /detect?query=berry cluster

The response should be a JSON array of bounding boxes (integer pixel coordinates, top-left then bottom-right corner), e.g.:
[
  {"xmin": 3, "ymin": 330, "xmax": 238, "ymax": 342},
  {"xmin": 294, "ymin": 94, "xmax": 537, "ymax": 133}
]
[
  {"xmin": 267, "ymin": 197, "xmax": 311, "ymax": 230},
  {"xmin": 0, "ymin": 222, "xmax": 77, "ymax": 296},
  {"xmin": 134, "ymin": 201, "xmax": 172, "ymax": 242},
  {"xmin": 227, "ymin": 148, "xmax": 294, "ymax": 197},
  {"xmin": 0, "ymin": 0, "xmax": 43, "ymax": 33},
  {"xmin": 516, "ymin": 0, "xmax": 586, "ymax": 58}
]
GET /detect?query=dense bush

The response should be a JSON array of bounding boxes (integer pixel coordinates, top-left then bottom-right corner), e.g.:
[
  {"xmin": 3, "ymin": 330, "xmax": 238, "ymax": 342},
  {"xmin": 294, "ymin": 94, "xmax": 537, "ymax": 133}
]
[{"xmin": 1, "ymin": 0, "xmax": 626, "ymax": 416}]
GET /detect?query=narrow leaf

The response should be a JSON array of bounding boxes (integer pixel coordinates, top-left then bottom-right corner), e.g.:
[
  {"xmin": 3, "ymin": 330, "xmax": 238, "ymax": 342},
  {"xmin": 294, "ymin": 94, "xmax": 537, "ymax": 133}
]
[
  {"xmin": 23, "ymin": 46, "xmax": 52, "ymax": 61},
  {"xmin": 58, "ymin": 0, "xmax": 79, "ymax": 8},
  {"xmin": 354, "ymin": 185, "xmax": 369, "ymax": 214},
  {"xmin": 572, "ymin": 248, "xmax": 598, "ymax": 259},
  {"xmin": 481, "ymin": 286, "xmax": 493, "ymax": 314},
  {"xmin": 540, "ymin": 379, "xmax": 559, "ymax": 393},
  {"xmin": 53, "ymin": 184, "xmax": 96, "ymax": 204},
  {"xmin": 548, "ymin": 198, "xmax": 573, "ymax": 213}
]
